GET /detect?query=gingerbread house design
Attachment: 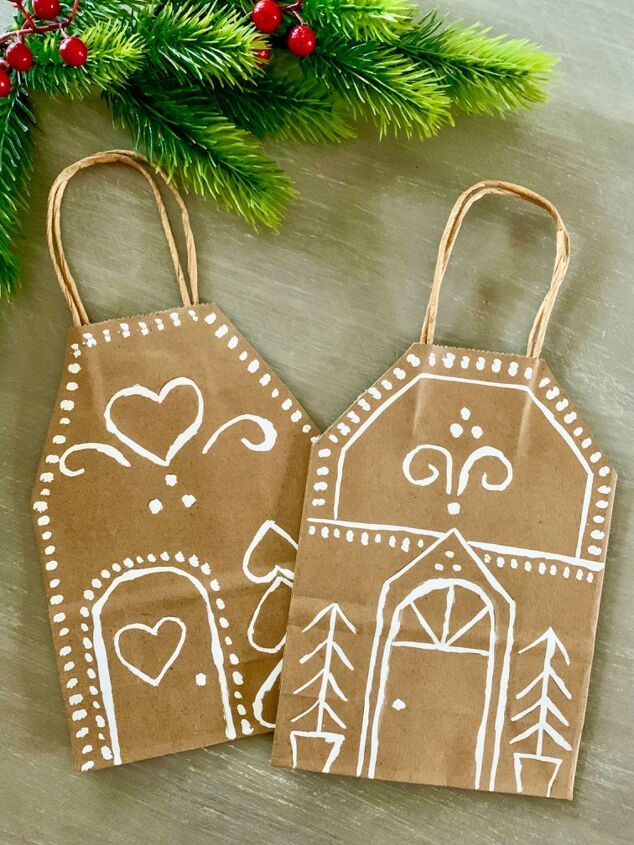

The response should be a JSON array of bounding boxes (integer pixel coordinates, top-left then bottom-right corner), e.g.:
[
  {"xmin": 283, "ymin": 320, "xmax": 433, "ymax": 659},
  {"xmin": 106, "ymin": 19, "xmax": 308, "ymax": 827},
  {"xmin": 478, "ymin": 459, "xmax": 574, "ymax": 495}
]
[
  {"xmin": 32, "ymin": 303, "xmax": 317, "ymax": 771},
  {"xmin": 273, "ymin": 343, "xmax": 616, "ymax": 799}
]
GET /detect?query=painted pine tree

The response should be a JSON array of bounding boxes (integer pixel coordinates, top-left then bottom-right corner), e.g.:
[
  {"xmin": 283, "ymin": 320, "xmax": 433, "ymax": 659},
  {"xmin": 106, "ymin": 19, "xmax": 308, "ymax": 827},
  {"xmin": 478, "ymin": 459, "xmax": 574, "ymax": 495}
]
[
  {"xmin": 511, "ymin": 627, "xmax": 572, "ymax": 797},
  {"xmin": 290, "ymin": 602, "xmax": 356, "ymax": 772}
]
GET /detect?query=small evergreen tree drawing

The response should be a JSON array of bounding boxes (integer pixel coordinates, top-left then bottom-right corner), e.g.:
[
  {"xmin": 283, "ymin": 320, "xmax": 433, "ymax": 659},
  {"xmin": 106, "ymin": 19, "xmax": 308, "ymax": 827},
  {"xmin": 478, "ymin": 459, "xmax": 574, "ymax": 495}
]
[
  {"xmin": 511, "ymin": 627, "xmax": 572, "ymax": 797},
  {"xmin": 290, "ymin": 602, "xmax": 356, "ymax": 772}
]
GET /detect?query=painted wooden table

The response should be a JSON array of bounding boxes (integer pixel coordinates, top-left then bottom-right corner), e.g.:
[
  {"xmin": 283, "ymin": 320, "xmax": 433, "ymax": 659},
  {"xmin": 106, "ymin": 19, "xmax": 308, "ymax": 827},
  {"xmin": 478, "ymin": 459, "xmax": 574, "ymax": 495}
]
[{"xmin": 1, "ymin": 2, "xmax": 632, "ymax": 843}]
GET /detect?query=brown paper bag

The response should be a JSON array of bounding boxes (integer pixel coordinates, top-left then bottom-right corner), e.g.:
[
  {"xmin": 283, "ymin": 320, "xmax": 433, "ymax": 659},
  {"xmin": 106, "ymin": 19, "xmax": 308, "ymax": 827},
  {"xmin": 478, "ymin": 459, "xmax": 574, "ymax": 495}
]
[
  {"xmin": 272, "ymin": 181, "xmax": 617, "ymax": 799},
  {"xmin": 31, "ymin": 151, "xmax": 317, "ymax": 771}
]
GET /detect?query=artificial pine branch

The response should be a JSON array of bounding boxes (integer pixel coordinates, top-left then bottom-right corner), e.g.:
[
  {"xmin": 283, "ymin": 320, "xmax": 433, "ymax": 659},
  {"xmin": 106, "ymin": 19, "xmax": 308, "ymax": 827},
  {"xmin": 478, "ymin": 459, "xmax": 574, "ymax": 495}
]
[
  {"xmin": 0, "ymin": 84, "xmax": 34, "ymax": 297},
  {"xmin": 212, "ymin": 68, "xmax": 354, "ymax": 142},
  {"xmin": 140, "ymin": 2, "xmax": 264, "ymax": 88},
  {"xmin": 303, "ymin": 33, "xmax": 450, "ymax": 138},
  {"xmin": 105, "ymin": 80, "xmax": 295, "ymax": 228},
  {"xmin": 399, "ymin": 13, "xmax": 557, "ymax": 115},
  {"xmin": 78, "ymin": 0, "xmax": 146, "ymax": 26},
  {"xmin": 0, "ymin": 0, "xmax": 556, "ymax": 297},
  {"xmin": 27, "ymin": 21, "xmax": 145, "ymax": 97},
  {"xmin": 301, "ymin": 0, "xmax": 412, "ymax": 43}
]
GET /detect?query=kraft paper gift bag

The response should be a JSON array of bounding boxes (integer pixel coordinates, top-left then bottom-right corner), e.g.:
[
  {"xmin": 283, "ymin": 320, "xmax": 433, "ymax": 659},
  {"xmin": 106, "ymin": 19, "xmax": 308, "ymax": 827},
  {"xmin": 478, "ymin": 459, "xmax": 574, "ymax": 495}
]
[
  {"xmin": 272, "ymin": 181, "xmax": 617, "ymax": 800},
  {"xmin": 31, "ymin": 151, "xmax": 318, "ymax": 771}
]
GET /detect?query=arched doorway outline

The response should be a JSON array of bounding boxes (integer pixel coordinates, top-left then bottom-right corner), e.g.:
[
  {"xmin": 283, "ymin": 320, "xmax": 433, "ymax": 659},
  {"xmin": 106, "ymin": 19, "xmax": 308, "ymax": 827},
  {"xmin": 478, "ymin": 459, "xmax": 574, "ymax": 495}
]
[
  {"xmin": 357, "ymin": 528, "xmax": 515, "ymax": 790},
  {"xmin": 91, "ymin": 565, "xmax": 236, "ymax": 765},
  {"xmin": 370, "ymin": 578, "xmax": 495, "ymax": 786}
]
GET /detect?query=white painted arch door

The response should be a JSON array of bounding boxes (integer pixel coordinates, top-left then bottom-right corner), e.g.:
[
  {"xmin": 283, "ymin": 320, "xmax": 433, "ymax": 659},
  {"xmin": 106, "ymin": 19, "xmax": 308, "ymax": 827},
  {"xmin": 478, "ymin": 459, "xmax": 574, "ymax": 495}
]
[
  {"xmin": 92, "ymin": 566, "xmax": 234, "ymax": 765},
  {"xmin": 372, "ymin": 580, "xmax": 496, "ymax": 788}
]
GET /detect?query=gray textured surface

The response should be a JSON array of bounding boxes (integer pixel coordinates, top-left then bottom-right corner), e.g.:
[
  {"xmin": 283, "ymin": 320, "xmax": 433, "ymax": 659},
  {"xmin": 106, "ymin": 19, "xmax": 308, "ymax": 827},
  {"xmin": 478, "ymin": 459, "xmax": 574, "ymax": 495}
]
[{"xmin": 1, "ymin": 1, "xmax": 632, "ymax": 843}]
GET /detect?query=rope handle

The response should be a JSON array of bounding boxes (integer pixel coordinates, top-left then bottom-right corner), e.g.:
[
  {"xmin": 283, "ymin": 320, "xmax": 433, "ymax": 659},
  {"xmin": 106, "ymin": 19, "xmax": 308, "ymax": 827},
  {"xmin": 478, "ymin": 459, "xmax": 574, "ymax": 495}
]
[
  {"xmin": 47, "ymin": 150, "xmax": 198, "ymax": 327},
  {"xmin": 420, "ymin": 180, "xmax": 571, "ymax": 359}
]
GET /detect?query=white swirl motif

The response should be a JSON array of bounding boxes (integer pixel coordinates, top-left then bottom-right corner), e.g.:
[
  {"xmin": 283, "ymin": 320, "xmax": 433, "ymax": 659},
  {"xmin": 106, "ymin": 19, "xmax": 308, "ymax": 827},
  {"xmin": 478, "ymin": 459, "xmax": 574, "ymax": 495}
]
[
  {"xmin": 59, "ymin": 442, "xmax": 132, "ymax": 477},
  {"xmin": 202, "ymin": 414, "xmax": 277, "ymax": 455}
]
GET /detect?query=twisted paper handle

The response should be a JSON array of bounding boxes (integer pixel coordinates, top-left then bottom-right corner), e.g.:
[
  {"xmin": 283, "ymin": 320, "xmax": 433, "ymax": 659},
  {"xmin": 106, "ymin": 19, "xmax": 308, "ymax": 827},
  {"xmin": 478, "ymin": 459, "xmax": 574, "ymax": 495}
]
[
  {"xmin": 47, "ymin": 150, "xmax": 198, "ymax": 327},
  {"xmin": 420, "ymin": 180, "xmax": 571, "ymax": 359}
]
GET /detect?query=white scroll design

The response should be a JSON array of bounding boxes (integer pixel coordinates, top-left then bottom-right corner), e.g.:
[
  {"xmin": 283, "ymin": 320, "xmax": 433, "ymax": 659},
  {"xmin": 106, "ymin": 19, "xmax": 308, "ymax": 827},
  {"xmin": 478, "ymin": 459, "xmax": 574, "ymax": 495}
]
[{"xmin": 202, "ymin": 414, "xmax": 277, "ymax": 455}]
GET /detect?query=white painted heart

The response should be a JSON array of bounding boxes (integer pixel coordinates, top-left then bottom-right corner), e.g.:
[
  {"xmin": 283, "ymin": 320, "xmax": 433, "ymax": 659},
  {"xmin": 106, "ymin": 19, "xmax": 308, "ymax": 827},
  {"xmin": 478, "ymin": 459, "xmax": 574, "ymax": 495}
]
[
  {"xmin": 114, "ymin": 616, "xmax": 187, "ymax": 687},
  {"xmin": 242, "ymin": 520, "xmax": 298, "ymax": 585},
  {"xmin": 104, "ymin": 376, "xmax": 204, "ymax": 466}
]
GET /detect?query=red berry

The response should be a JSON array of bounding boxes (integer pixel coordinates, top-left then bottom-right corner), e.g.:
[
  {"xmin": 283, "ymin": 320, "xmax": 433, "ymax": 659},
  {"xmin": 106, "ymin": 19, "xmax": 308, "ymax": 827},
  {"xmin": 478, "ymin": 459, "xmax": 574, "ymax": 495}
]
[
  {"xmin": 287, "ymin": 24, "xmax": 316, "ymax": 57},
  {"xmin": 59, "ymin": 36, "xmax": 88, "ymax": 67},
  {"xmin": 255, "ymin": 48, "xmax": 272, "ymax": 67},
  {"xmin": 5, "ymin": 41, "xmax": 34, "ymax": 72},
  {"xmin": 33, "ymin": 0, "xmax": 62, "ymax": 19},
  {"xmin": 0, "ymin": 68, "xmax": 11, "ymax": 98},
  {"xmin": 252, "ymin": 0, "xmax": 282, "ymax": 34}
]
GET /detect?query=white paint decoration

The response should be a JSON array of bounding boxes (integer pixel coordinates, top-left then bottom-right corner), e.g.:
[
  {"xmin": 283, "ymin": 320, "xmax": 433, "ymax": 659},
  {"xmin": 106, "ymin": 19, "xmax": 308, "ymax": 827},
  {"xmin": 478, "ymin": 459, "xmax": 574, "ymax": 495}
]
[
  {"xmin": 91, "ymin": 565, "xmax": 236, "ymax": 766},
  {"xmin": 59, "ymin": 442, "xmax": 131, "ymax": 477},
  {"xmin": 402, "ymin": 437, "xmax": 513, "ymax": 516},
  {"xmin": 402, "ymin": 445, "xmax": 453, "ymax": 494},
  {"xmin": 290, "ymin": 603, "xmax": 356, "ymax": 773},
  {"xmin": 202, "ymin": 414, "xmax": 277, "ymax": 455},
  {"xmin": 511, "ymin": 627, "xmax": 572, "ymax": 798},
  {"xmin": 104, "ymin": 376, "xmax": 204, "ymax": 467},
  {"xmin": 252, "ymin": 658, "xmax": 283, "ymax": 729},
  {"xmin": 242, "ymin": 521, "xmax": 298, "ymax": 723},
  {"xmin": 290, "ymin": 731, "xmax": 345, "ymax": 775},
  {"xmin": 357, "ymin": 529, "xmax": 515, "ymax": 790},
  {"xmin": 242, "ymin": 520, "xmax": 298, "ymax": 585},
  {"xmin": 332, "ymin": 372, "xmax": 595, "ymax": 559},
  {"xmin": 247, "ymin": 573, "xmax": 294, "ymax": 654},
  {"xmin": 114, "ymin": 616, "xmax": 187, "ymax": 687},
  {"xmin": 306, "ymin": 517, "xmax": 604, "ymax": 573},
  {"xmin": 402, "ymin": 407, "xmax": 514, "ymax": 516},
  {"xmin": 148, "ymin": 499, "xmax": 163, "ymax": 515}
]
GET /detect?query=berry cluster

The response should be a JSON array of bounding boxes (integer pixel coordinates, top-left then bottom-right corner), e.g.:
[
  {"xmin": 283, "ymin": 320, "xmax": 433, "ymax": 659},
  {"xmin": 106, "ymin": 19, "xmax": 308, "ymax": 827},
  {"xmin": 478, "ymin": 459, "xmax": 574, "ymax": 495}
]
[
  {"xmin": 0, "ymin": 0, "xmax": 88, "ymax": 97},
  {"xmin": 252, "ymin": 0, "xmax": 316, "ymax": 58}
]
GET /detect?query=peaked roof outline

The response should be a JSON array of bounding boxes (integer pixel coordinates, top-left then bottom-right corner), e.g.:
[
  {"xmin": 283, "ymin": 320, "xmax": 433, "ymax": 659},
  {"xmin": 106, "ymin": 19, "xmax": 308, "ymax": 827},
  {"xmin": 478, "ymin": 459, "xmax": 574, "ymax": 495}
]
[
  {"xmin": 381, "ymin": 527, "xmax": 516, "ymax": 610},
  {"xmin": 307, "ymin": 342, "xmax": 616, "ymax": 566}
]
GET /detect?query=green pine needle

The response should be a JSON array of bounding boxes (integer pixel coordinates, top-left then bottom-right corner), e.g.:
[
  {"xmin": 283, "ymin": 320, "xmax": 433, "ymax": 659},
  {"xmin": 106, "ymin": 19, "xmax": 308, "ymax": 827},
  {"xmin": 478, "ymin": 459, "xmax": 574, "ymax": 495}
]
[
  {"xmin": 27, "ymin": 21, "xmax": 145, "ymax": 98},
  {"xmin": 400, "ymin": 13, "xmax": 557, "ymax": 115},
  {"xmin": 302, "ymin": 0, "xmax": 413, "ymax": 43},
  {"xmin": 0, "ymin": 0, "xmax": 557, "ymax": 295},
  {"xmin": 105, "ymin": 81, "xmax": 295, "ymax": 228},
  {"xmin": 212, "ymin": 71, "xmax": 355, "ymax": 142},
  {"xmin": 140, "ymin": 1, "xmax": 264, "ymax": 87},
  {"xmin": 77, "ymin": 0, "xmax": 147, "ymax": 25},
  {"xmin": 303, "ymin": 34, "xmax": 451, "ymax": 138},
  {"xmin": 0, "ymin": 85, "xmax": 35, "ymax": 297}
]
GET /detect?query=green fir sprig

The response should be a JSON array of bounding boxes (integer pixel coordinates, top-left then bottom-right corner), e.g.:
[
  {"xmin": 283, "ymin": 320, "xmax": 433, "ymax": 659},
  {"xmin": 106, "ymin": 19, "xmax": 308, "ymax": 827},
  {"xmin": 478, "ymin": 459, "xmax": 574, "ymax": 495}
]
[
  {"xmin": 0, "ymin": 84, "xmax": 34, "ymax": 296},
  {"xmin": 0, "ymin": 0, "xmax": 557, "ymax": 297},
  {"xmin": 106, "ymin": 80, "xmax": 295, "ymax": 227},
  {"xmin": 399, "ymin": 13, "xmax": 558, "ymax": 115},
  {"xmin": 140, "ymin": 2, "xmax": 265, "ymax": 87}
]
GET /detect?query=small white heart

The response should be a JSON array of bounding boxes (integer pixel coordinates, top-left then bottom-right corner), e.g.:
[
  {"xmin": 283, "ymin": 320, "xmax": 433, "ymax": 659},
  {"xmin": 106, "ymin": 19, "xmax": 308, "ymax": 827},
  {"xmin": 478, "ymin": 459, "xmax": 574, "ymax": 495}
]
[
  {"xmin": 114, "ymin": 617, "xmax": 186, "ymax": 687},
  {"xmin": 182, "ymin": 494, "xmax": 196, "ymax": 508}
]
